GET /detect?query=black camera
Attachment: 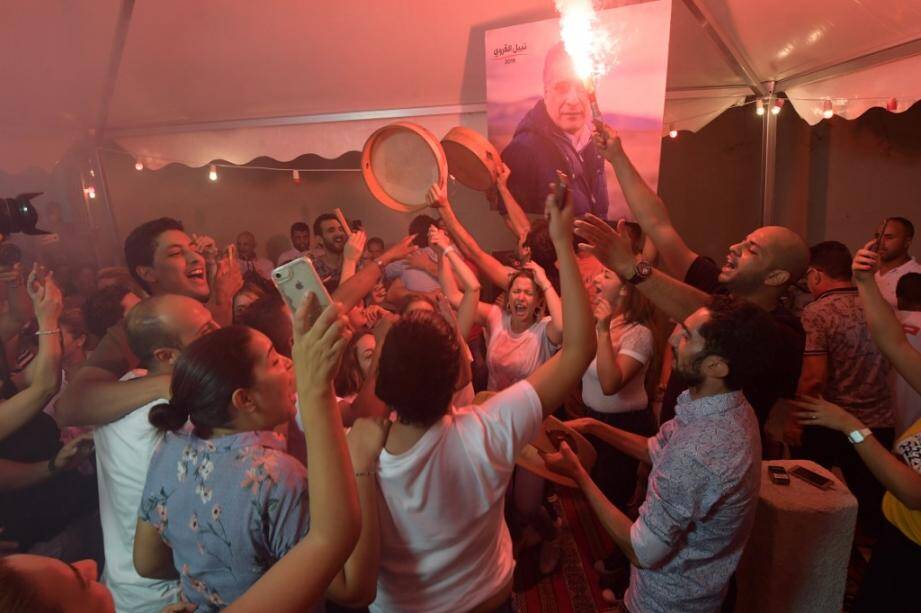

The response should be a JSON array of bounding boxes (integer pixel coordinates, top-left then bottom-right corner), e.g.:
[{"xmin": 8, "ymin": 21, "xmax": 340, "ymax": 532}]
[{"xmin": 0, "ymin": 193, "xmax": 49, "ymax": 237}]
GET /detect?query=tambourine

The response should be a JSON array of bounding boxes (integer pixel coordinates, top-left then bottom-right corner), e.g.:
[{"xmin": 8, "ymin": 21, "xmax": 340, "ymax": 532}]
[
  {"xmin": 516, "ymin": 415, "xmax": 597, "ymax": 488},
  {"xmin": 361, "ymin": 122, "xmax": 447, "ymax": 213},
  {"xmin": 441, "ymin": 126, "xmax": 502, "ymax": 192}
]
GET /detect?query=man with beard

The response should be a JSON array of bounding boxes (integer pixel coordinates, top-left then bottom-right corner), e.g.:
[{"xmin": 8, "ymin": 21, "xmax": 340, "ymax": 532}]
[
  {"xmin": 501, "ymin": 42, "xmax": 609, "ymax": 218},
  {"xmin": 874, "ymin": 217, "xmax": 921, "ymax": 308},
  {"xmin": 544, "ymin": 296, "xmax": 769, "ymax": 613},
  {"xmin": 312, "ymin": 213, "xmax": 349, "ymax": 291},
  {"xmin": 57, "ymin": 217, "xmax": 413, "ymax": 428},
  {"xmin": 585, "ymin": 124, "xmax": 809, "ymax": 432}
]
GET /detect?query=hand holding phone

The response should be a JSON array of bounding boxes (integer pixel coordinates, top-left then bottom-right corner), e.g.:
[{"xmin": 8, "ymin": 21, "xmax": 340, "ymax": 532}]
[
  {"xmin": 870, "ymin": 218, "xmax": 890, "ymax": 253},
  {"xmin": 271, "ymin": 257, "xmax": 332, "ymax": 315}
]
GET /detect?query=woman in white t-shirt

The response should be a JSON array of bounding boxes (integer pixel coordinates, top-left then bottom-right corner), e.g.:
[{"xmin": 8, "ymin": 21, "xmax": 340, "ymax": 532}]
[
  {"xmin": 367, "ymin": 185, "xmax": 595, "ymax": 612},
  {"xmin": 583, "ymin": 268, "xmax": 657, "ymax": 510}
]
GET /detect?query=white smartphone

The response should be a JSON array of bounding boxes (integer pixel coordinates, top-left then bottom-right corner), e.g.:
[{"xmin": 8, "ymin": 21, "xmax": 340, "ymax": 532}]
[{"xmin": 271, "ymin": 257, "xmax": 332, "ymax": 313}]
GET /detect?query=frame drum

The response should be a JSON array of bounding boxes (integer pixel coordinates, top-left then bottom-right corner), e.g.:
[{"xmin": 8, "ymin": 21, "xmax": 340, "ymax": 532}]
[
  {"xmin": 441, "ymin": 126, "xmax": 502, "ymax": 192},
  {"xmin": 361, "ymin": 122, "xmax": 447, "ymax": 213}
]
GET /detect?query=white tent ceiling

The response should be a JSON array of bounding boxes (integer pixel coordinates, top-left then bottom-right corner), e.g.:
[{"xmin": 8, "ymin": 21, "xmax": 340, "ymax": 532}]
[{"xmin": 2, "ymin": 0, "xmax": 921, "ymax": 174}]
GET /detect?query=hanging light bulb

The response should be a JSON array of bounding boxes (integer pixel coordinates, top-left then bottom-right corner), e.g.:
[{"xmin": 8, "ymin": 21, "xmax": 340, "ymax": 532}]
[
  {"xmin": 822, "ymin": 99, "xmax": 834, "ymax": 119},
  {"xmin": 771, "ymin": 98, "xmax": 784, "ymax": 115},
  {"xmin": 135, "ymin": 161, "xmax": 144, "ymax": 171},
  {"xmin": 755, "ymin": 99, "xmax": 765, "ymax": 116},
  {"xmin": 668, "ymin": 124, "xmax": 678, "ymax": 138},
  {"xmin": 208, "ymin": 164, "xmax": 218, "ymax": 182},
  {"xmin": 887, "ymin": 97, "xmax": 898, "ymax": 112},
  {"xmin": 89, "ymin": 169, "xmax": 95, "ymax": 177},
  {"xmin": 86, "ymin": 186, "xmax": 96, "ymax": 199},
  {"xmin": 292, "ymin": 169, "xmax": 301, "ymax": 184}
]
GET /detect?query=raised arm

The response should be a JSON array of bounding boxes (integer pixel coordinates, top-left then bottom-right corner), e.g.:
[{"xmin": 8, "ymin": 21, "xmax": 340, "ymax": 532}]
[
  {"xmin": 594, "ymin": 124, "xmax": 698, "ymax": 279},
  {"xmin": 227, "ymin": 297, "xmax": 361, "ymax": 612},
  {"xmin": 496, "ymin": 162, "xmax": 532, "ymax": 241},
  {"xmin": 592, "ymin": 300, "xmax": 645, "ymax": 397},
  {"xmin": 853, "ymin": 243, "xmax": 921, "ymax": 394},
  {"xmin": 335, "ymin": 235, "xmax": 416, "ymax": 313},
  {"xmin": 340, "ymin": 231, "xmax": 367, "ymax": 285},
  {"xmin": 427, "ymin": 183, "xmax": 514, "ymax": 291},
  {"xmin": 524, "ymin": 260, "xmax": 562, "ymax": 345},
  {"xmin": 576, "ymin": 215, "xmax": 710, "ymax": 321},
  {"xmin": 526, "ymin": 189, "xmax": 596, "ymax": 416},
  {"xmin": 0, "ymin": 268, "xmax": 63, "ymax": 441},
  {"xmin": 430, "ymin": 227, "xmax": 482, "ymax": 338}
]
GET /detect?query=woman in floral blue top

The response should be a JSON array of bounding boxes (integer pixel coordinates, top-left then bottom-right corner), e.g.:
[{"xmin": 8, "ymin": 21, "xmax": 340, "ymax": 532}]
[{"xmin": 133, "ymin": 325, "xmax": 310, "ymax": 611}]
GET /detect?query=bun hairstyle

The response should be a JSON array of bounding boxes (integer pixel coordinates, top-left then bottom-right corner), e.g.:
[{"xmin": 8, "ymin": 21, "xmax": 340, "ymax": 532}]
[
  {"xmin": 148, "ymin": 326, "xmax": 259, "ymax": 438},
  {"xmin": 148, "ymin": 400, "xmax": 190, "ymax": 432}
]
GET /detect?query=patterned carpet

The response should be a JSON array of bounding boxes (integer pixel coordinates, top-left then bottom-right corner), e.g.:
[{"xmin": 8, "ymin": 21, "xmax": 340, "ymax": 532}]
[{"xmin": 511, "ymin": 487, "xmax": 620, "ymax": 613}]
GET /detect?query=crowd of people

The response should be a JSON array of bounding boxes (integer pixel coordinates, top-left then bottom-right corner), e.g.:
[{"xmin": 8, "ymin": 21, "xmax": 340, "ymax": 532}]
[{"xmin": 0, "ymin": 119, "xmax": 919, "ymax": 613}]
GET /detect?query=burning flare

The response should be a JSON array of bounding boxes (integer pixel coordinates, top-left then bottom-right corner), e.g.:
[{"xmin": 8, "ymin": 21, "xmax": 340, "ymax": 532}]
[
  {"xmin": 555, "ymin": 0, "xmax": 613, "ymax": 83},
  {"xmin": 555, "ymin": 0, "xmax": 614, "ymax": 126}
]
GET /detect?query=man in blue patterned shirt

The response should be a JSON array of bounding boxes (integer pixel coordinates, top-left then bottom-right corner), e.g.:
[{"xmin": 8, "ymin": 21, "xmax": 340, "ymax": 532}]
[{"xmin": 545, "ymin": 297, "xmax": 771, "ymax": 612}]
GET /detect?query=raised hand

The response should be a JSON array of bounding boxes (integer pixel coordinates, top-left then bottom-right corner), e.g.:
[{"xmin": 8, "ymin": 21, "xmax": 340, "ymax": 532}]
[
  {"xmin": 347, "ymin": 416, "xmax": 391, "ymax": 471},
  {"xmin": 343, "ymin": 230, "xmax": 367, "ymax": 262},
  {"xmin": 592, "ymin": 122, "xmax": 623, "ymax": 161},
  {"xmin": 379, "ymin": 235, "xmax": 417, "ymax": 265},
  {"xmin": 211, "ymin": 243, "xmax": 244, "ymax": 302},
  {"xmin": 593, "ymin": 297, "xmax": 614, "ymax": 328},
  {"xmin": 27, "ymin": 264, "xmax": 62, "ymax": 329},
  {"xmin": 425, "ymin": 182, "xmax": 449, "ymax": 209},
  {"xmin": 523, "ymin": 261, "xmax": 551, "ymax": 291},
  {"xmin": 545, "ymin": 182, "xmax": 575, "ymax": 246},
  {"xmin": 496, "ymin": 162, "xmax": 511, "ymax": 188},
  {"xmin": 427, "ymin": 226, "xmax": 452, "ymax": 252},
  {"xmin": 292, "ymin": 293, "xmax": 352, "ymax": 388},
  {"xmin": 405, "ymin": 249, "xmax": 435, "ymax": 273},
  {"xmin": 852, "ymin": 240, "xmax": 881, "ymax": 282},
  {"xmin": 575, "ymin": 216, "xmax": 636, "ymax": 279},
  {"xmin": 191, "ymin": 233, "xmax": 218, "ymax": 263}
]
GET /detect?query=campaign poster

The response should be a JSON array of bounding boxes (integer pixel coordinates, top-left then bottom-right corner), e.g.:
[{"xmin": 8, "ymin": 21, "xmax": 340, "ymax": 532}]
[{"xmin": 485, "ymin": 1, "xmax": 671, "ymax": 220}]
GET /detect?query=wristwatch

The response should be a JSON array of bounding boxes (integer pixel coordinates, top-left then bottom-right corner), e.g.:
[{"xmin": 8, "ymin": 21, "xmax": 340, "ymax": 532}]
[
  {"xmin": 627, "ymin": 260, "xmax": 653, "ymax": 285},
  {"xmin": 847, "ymin": 428, "xmax": 873, "ymax": 445}
]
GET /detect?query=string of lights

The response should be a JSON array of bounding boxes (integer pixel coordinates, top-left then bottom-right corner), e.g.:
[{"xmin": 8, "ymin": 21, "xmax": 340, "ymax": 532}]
[{"xmin": 78, "ymin": 93, "xmax": 916, "ymax": 198}]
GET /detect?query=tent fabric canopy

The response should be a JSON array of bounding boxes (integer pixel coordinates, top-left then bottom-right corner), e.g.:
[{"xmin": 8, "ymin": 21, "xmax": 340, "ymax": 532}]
[{"xmin": 3, "ymin": 0, "xmax": 921, "ymax": 174}]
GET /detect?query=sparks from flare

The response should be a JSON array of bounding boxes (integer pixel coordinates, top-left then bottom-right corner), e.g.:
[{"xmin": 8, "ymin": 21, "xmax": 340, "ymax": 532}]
[{"xmin": 555, "ymin": 0, "xmax": 615, "ymax": 126}]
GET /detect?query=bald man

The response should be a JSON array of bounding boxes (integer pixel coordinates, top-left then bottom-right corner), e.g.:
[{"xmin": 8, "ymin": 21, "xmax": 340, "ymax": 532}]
[
  {"xmin": 235, "ymin": 231, "xmax": 273, "ymax": 278},
  {"xmin": 579, "ymin": 124, "xmax": 809, "ymax": 433},
  {"xmin": 94, "ymin": 295, "xmax": 218, "ymax": 611}
]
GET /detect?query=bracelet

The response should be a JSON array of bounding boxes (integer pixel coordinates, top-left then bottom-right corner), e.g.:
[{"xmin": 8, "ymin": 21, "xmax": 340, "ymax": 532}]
[
  {"xmin": 35, "ymin": 328, "xmax": 61, "ymax": 336},
  {"xmin": 354, "ymin": 470, "xmax": 376, "ymax": 478},
  {"xmin": 442, "ymin": 245, "xmax": 457, "ymax": 257}
]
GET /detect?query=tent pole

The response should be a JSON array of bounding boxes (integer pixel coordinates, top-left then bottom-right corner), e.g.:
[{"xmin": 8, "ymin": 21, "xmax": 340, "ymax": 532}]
[
  {"xmin": 679, "ymin": 0, "xmax": 766, "ymax": 97},
  {"xmin": 95, "ymin": 0, "xmax": 136, "ymax": 143},
  {"xmin": 93, "ymin": 147, "xmax": 123, "ymax": 267},
  {"xmin": 777, "ymin": 36, "xmax": 921, "ymax": 91},
  {"xmin": 760, "ymin": 85, "xmax": 778, "ymax": 227}
]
